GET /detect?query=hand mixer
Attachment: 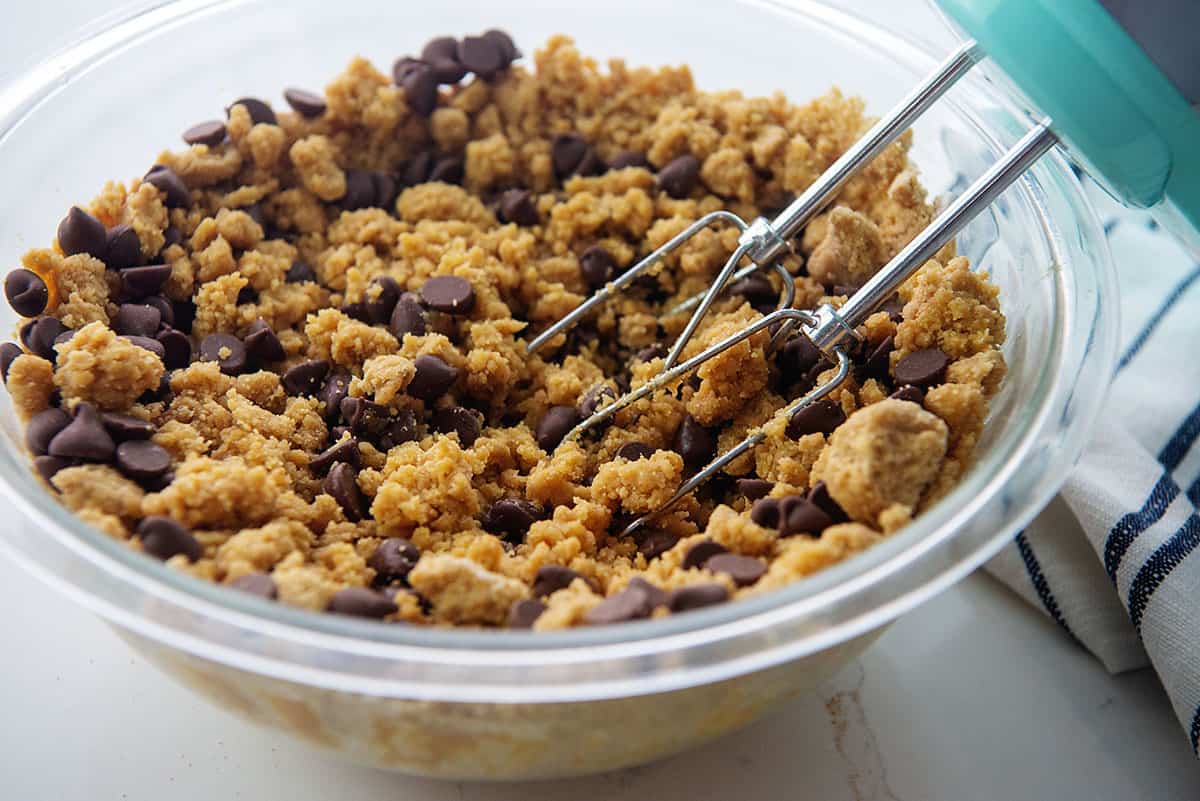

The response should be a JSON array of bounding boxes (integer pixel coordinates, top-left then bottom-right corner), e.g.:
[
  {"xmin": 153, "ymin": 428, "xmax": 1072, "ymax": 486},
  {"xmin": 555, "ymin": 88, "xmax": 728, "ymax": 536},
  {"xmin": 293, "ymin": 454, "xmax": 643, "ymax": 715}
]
[{"xmin": 528, "ymin": 0, "xmax": 1200, "ymax": 538}]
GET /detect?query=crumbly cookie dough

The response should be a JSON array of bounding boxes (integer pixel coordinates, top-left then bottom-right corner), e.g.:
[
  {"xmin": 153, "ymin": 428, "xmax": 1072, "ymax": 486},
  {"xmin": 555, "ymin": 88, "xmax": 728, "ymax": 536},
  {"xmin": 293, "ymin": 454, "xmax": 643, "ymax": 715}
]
[{"xmin": 1, "ymin": 31, "xmax": 1005, "ymax": 630}]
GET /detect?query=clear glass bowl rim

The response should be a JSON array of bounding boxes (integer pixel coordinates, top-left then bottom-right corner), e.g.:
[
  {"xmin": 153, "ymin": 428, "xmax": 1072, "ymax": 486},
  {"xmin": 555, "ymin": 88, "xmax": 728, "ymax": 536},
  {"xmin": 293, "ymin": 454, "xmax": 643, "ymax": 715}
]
[{"xmin": 0, "ymin": 0, "xmax": 1118, "ymax": 702}]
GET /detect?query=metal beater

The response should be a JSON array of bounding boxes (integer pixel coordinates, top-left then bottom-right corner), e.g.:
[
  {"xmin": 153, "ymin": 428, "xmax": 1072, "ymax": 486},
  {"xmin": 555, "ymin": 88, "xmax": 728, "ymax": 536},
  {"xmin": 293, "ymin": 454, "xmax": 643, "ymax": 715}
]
[{"xmin": 526, "ymin": 40, "xmax": 1058, "ymax": 538}]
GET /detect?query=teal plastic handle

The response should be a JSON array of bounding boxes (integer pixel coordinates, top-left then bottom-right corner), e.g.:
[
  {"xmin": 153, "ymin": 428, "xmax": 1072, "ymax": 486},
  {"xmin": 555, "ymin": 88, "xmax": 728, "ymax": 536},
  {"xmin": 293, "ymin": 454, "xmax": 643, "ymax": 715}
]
[{"xmin": 935, "ymin": 0, "xmax": 1200, "ymax": 252}]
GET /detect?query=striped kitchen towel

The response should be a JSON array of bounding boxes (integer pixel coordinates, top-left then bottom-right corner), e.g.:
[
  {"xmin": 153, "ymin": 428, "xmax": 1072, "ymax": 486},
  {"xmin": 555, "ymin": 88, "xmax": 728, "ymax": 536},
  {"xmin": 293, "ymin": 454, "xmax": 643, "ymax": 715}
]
[{"xmin": 985, "ymin": 176, "xmax": 1200, "ymax": 756}]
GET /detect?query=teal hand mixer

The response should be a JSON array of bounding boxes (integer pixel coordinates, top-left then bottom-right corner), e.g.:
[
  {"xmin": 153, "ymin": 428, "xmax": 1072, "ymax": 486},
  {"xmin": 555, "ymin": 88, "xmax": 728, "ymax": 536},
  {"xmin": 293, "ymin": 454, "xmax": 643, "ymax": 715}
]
[{"xmin": 529, "ymin": 0, "xmax": 1200, "ymax": 537}]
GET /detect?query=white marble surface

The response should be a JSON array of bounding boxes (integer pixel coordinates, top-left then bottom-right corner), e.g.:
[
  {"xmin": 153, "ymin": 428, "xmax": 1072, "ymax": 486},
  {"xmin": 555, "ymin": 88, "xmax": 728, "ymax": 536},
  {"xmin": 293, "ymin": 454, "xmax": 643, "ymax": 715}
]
[{"xmin": 1, "ymin": 2, "xmax": 1198, "ymax": 799}]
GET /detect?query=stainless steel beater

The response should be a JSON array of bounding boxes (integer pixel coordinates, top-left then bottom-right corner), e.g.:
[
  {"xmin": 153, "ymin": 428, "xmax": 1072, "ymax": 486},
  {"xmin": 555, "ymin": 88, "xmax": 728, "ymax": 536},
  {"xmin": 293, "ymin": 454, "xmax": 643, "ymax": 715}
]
[{"xmin": 526, "ymin": 40, "xmax": 1058, "ymax": 538}]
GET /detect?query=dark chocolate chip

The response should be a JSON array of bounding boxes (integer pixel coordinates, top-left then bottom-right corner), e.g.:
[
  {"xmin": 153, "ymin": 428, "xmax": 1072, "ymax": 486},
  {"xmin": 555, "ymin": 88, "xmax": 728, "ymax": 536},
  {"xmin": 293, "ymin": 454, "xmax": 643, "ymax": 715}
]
[
  {"xmin": 171, "ymin": 300, "xmax": 196, "ymax": 334},
  {"xmin": 340, "ymin": 168, "xmax": 377, "ymax": 211},
  {"xmin": 137, "ymin": 516, "xmax": 203, "ymax": 562},
  {"xmin": 123, "ymin": 335, "xmax": 165, "ymax": 360},
  {"xmin": 155, "ymin": 328, "xmax": 192, "ymax": 370},
  {"xmin": 536, "ymin": 405, "xmax": 579, "ymax": 451},
  {"xmin": 498, "ymin": 188, "xmax": 539, "ymax": 226},
  {"xmin": 616, "ymin": 442, "xmax": 654, "ymax": 461},
  {"xmin": 393, "ymin": 56, "xmax": 428, "ymax": 85},
  {"xmin": 893, "ymin": 348, "xmax": 949, "ymax": 387},
  {"xmin": 103, "ymin": 224, "xmax": 143, "ymax": 270},
  {"xmin": 728, "ymin": 273, "xmax": 776, "ymax": 309},
  {"xmin": 532, "ymin": 565, "xmax": 581, "ymax": 598},
  {"xmin": 34, "ymin": 455, "xmax": 74, "ymax": 483},
  {"xmin": 807, "ymin": 480, "xmax": 849, "ymax": 524},
  {"xmin": 389, "ymin": 293, "xmax": 427, "ymax": 339},
  {"xmin": 5, "ymin": 269, "xmax": 48, "ymax": 317},
  {"xmin": 143, "ymin": 166, "xmax": 190, "ymax": 208},
  {"xmin": 198, "ymin": 333, "xmax": 247, "ymax": 375},
  {"xmin": 161, "ymin": 226, "xmax": 184, "ymax": 251},
  {"xmin": 235, "ymin": 285, "xmax": 259, "ymax": 306},
  {"xmin": 368, "ymin": 537, "xmax": 420, "ymax": 584},
  {"xmin": 583, "ymin": 585, "xmax": 658, "ymax": 625},
  {"xmin": 401, "ymin": 150, "xmax": 434, "ymax": 187},
  {"xmin": 429, "ymin": 155, "xmax": 464, "ymax": 185},
  {"xmin": 143, "ymin": 296, "xmax": 174, "ymax": 329},
  {"xmin": 682, "ymin": 538, "xmax": 728, "ymax": 570},
  {"xmin": 482, "ymin": 29, "xmax": 521, "ymax": 63},
  {"xmin": 778, "ymin": 335, "xmax": 822, "ymax": 378},
  {"xmin": 890, "ymin": 385, "xmax": 926, "ymax": 405},
  {"xmin": 507, "ymin": 599, "xmax": 545, "ymax": 628},
  {"xmin": 100, "ymin": 412, "xmax": 155, "ymax": 441},
  {"xmin": 422, "ymin": 37, "xmax": 468, "ymax": 83},
  {"xmin": 431, "ymin": 406, "xmax": 481, "ymax": 447},
  {"xmin": 340, "ymin": 396, "xmax": 390, "ymax": 436},
  {"xmin": 862, "ymin": 336, "xmax": 894, "ymax": 383},
  {"xmin": 47, "ymin": 403, "xmax": 114, "ymax": 462},
  {"xmin": 231, "ymin": 572, "xmax": 277, "ymax": 599},
  {"xmin": 53, "ymin": 328, "xmax": 76, "ymax": 348},
  {"xmin": 704, "ymin": 553, "xmax": 767, "ymax": 587},
  {"xmin": 786, "ymin": 399, "xmax": 845, "ymax": 439},
  {"xmin": 638, "ymin": 530, "xmax": 680, "ymax": 560},
  {"xmin": 579, "ymin": 244, "xmax": 616, "ymax": 289},
  {"xmin": 407, "ymin": 354, "xmax": 459, "ymax": 401},
  {"xmin": 327, "ymin": 587, "xmax": 397, "ymax": 618},
  {"xmin": 283, "ymin": 88, "xmax": 327, "ymax": 118},
  {"xmin": 657, "ymin": 154, "xmax": 701, "ymax": 198},
  {"xmin": 57, "ymin": 206, "xmax": 107, "ymax": 258},
  {"xmin": 377, "ymin": 409, "xmax": 418, "ymax": 450},
  {"xmin": 115, "ymin": 440, "xmax": 171, "ymax": 482},
  {"xmin": 880, "ymin": 294, "xmax": 905, "ymax": 322},
  {"xmin": 317, "ymin": 368, "xmax": 351, "ymax": 420},
  {"xmin": 1, "ymin": 342, "xmax": 22, "ymax": 380},
  {"xmin": 831, "ymin": 284, "xmax": 859, "ymax": 297},
  {"xmin": 635, "ymin": 344, "xmax": 665, "ymax": 363},
  {"xmin": 778, "ymin": 496, "xmax": 833, "ymax": 537},
  {"xmin": 481, "ymin": 498, "xmax": 542, "ymax": 540},
  {"xmin": 579, "ymin": 384, "xmax": 616, "ymax": 418},
  {"xmin": 285, "ymin": 260, "xmax": 316, "ymax": 284},
  {"xmin": 552, "ymin": 133, "xmax": 589, "ymax": 179},
  {"xmin": 457, "ymin": 35, "xmax": 505, "ymax": 79},
  {"xmin": 323, "ymin": 462, "xmax": 368, "ymax": 522},
  {"xmin": 120, "ymin": 264, "xmax": 172, "ymax": 298},
  {"xmin": 667, "ymin": 583, "xmax": 729, "ymax": 612},
  {"xmin": 608, "ymin": 150, "xmax": 651, "ymax": 170},
  {"xmin": 340, "ymin": 299, "xmax": 370, "ymax": 322},
  {"xmin": 21, "ymin": 316, "xmax": 67, "ymax": 361},
  {"xmin": 282, "ymin": 359, "xmax": 330, "ymax": 396},
  {"xmin": 419, "ymin": 275, "xmax": 475, "ymax": 314},
  {"xmin": 750, "ymin": 497, "xmax": 781, "ymax": 530},
  {"xmin": 113, "ymin": 303, "xmax": 161, "ymax": 338},
  {"xmin": 183, "ymin": 120, "xmax": 226, "ymax": 147},
  {"xmin": 310, "ymin": 434, "xmax": 361, "ymax": 475},
  {"xmin": 737, "ymin": 478, "xmax": 774, "ymax": 500},
  {"xmin": 227, "ymin": 97, "xmax": 276, "ymax": 126},
  {"xmin": 26, "ymin": 408, "xmax": 70, "ymax": 455},
  {"xmin": 674, "ymin": 416, "xmax": 716, "ymax": 467},
  {"xmin": 363, "ymin": 276, "xmax": 401, "ymax": 325},
  {"xmin": 373, "ymin": 172, "xmax": 398, "ymax": 210},
  {"xmin": 243, "ymin": 318, "xmax": 285, "ymax": 364}
]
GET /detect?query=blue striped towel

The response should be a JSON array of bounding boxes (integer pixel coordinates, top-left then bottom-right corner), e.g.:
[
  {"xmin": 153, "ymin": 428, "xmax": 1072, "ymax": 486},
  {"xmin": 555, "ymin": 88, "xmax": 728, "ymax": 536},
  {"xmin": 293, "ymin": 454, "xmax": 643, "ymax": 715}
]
[{"xmin": 985, "ymin": 176, "xmax": 1200, "ymax": 757}]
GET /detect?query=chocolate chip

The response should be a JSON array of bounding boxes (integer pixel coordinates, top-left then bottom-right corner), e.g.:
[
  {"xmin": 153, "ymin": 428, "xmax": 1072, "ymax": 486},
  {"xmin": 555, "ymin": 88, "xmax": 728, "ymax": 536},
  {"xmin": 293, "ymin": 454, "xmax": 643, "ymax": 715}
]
[
  {"xmin": 340, "ymin": 396, "xmax": 390, "ymax": 437},
  {"xmin": 310, "ymin": 434, "xmax": 360, "ymax": 474},
  {"xmin": 807, "ymin": 480, "xmax": 849, "ymax": 524},
  {"xmin": 535, "ymin": 406, "xmax": 579, "ymax": 451},
  {"xmin": 401, "ymin": 150, "xmax": 434, "ymax": 186},
  {"xmin": 323, "ymin": 462, "xmax": 368, "ymax": 522},
  {"xmin": 57, "ymin": 206, "xmax": 107, "ymax": 258},
  {"xmin": 579, "ymin": 384, "xmax": 616, "ymax": 419},
  {"xmin": 778, "ymin": 335, "xmax": 821, "ymax": 377},
  {"xmin": 112, "ymin": 303, "xmax": 161, "ymax": 337},
  {"xmin": 26, "ymin": 408, "xmax": 70, "ymax": 455},
  {"xmin": 282, "ymin": 359, "xmax": 330, "ymax": 396},
  {"xmin": 340, "ymin": 168, "xmax": 377, "ymax": 211},
  {"xmin": 362, "ymin": 276, "xmax": 400, "ymax": 325},
  {"xmin": 47, "ymin": 403, "xmax": 114, "ymax": 462},
  {"xmin": 736, "ymin": 478, "xmax": 774, "ymax": 501},
  {"xmin": 729, "ymin": 273, "xmax": 776, "ymax": 310},
  {"xmin": 583, "ymin": 583, "xmax": 660, "ymax": 625},
  {"xmin": 552, "ymin": 134, "xmax": 589, "ymax": 179},
  {"xmin": 100, "ymin": 412, "xmax": 155, "ymax": 441},
  {"xmin": 750, "ymin": 497, "xmax": 781, "ymax": 530},
  {"xmin": 171, "ymin": 300, "xmax": 196, "ymax": 334},
  {"xmin": 227, "ymin": 97, "xmax": 276, "ymax": 126},
  {"xmin": 786, "ymin": 399, "xmax": 845, "ymax": 439},
  {"xmin": 667, "ymin": 583, "xmax": 729, "ymax": 612},
  {"xmin": 638, "ymin": 530, "xmax": 680, "ymax": 560},
  {"xmin": 393, "ymin": 56, "xmax": 427, "ymax": 85},
  {"xmin": 481, "ymin": 498, "xmax": 542, "ymax": 540},
  {"xmin": 34, "ymin": 455, "xmax": 74, "ymax": 483},
  {"xmin": 407, "ymin": 354, "xmax": 458, "ymax": 401},
  {"xmin": 421, "ymin": 37, "xmax": 468, "ymax": 83},
  {"xmin": 1, "ymin": 342, "xmax": 22, "ymax": 380},
  {"xmin": 161, "ymin": 226, "xmax": 184, "ymax": 251},
  {"xmin": 143, "ymin": 166, "xmax": 190, "ymax": 208},
  {"xmin": 429, "ymin": 155, "xmax": 464, "ymax": 185},
  {"xmin": 635, "ymin": 344, "xmax": 665, "ymax": 363},
  {"xmin": 103, "ymin": 224, "xmax": 143, "ymax": 270},
  {"xmin": 482, "ymin": 29, "xmax": 521, "ymax": 63},
  {"xmin": 182, "ymin": 120, "xmax": 226, "ymax": 147},
  {"xmin": 340, "ymin": 300, "xmax": 370, "ymax": 321},
  {"xmin": 5, "ymin": 269, "xmax": 48, "ymax": 317},
  {"xmin": 389, "ymin": 293, "xmax": 427, "ymax": 339},
  {"xmin": 137, "ymin": 516, "xmax": 203, "ymax": 562},
  {"xmin": 498, "ymin": 188, "xmax": 539, "ymax": 226},
  {"xmin": 115, "ymin": 440, "xmax": 171, "ymax": 482},
  {"xmin": 431, "ymin": 405, "xmax": 482, "ymax": 447},
  {"xmin": 532, "ymin": 565, "xmax": 581, "ymax": 598},
  {"xmin": 674, "ymin": 416, "xmax": 716, "ymax": 467},
  {"xmin": 377, "ymin": 409, "xmax": 418, "ymax": 450},
  {"xmin": 831, "ymin": 284, "xmax": 859, "ymax": 298},
  {"xmin": 616, "ymin": 442, "xmax": 654, "ymax": 462},
  {"xmin": 704, "ymin": 553, "xmax": 766, "ymax": 587},
  {"xmin": 231, "ymin": 572, "xmax": 277, "ymax": 599},
  {"xmin": 507, "ymin": 599, "xmax": 546, "ymax": 628},
  {"xmin": 368, "ymin": 537, "xmax": 420, "ymax": 584},
  {"xmin": 458, "ymin": 35, "xmax": 505, "ymax": 79},
  {"xmin": 880, "ymin": 294, "xmax": 905, "ymax": 322},
  {"xmin": 198, "ymin": 333, "xmax": 247, "ymax": 375},
  {"xmin": 21, "ymin": 316, "xmax": 67, "ymax": 361},
  {"xmin": 243, "ymin": 318, "xmax": 285, "ymax": 364},
  {"xmin": 778, "ymin": 496, "xmax": 833, "ymax": 537},
  {"xmin": 862, "ymin": 336, "xmax": 894, "ymax": 383},
  {"xmin": 283, "ymin": 88, "xmax": 327, "ymax": 118},
  {"xmin": 327, "ymin": 587, "xmax": 397, "ymax": 618},
  {"xmin": 120, "ymin": 264, "xmax": 172, "ymax": 298},
  {"xmin": 579, "ymin": 244, "xmax": 616, "ymax": 290},
  {"xmin": 893, "ymin": 347, "xmax": 949, "ymax": 387},
  {"xmin": 235, "ymin": 285, "xmax": 259, "ymax": 306},
  {"xmin": 285, "ymin": 260, "xmax": 316, "ymax": 284},
  {"xmin": 682, "ymin": 538, "xmax": 728, "ymax": 570},
  {"xmin": 317, "ymin": 368, "xmax": 351, "ymax": 420},
  {"xmin": 373, "ymin": 172, "xmax": 398, "ymax": 210},
  {"xmin": 155, "ymin": 328, "xmax": 191, "ymax": 370},
  {"xmin": 608, "ymin": 150, "xmax": 651, "ymax": 170},
  {"xmin": 143, "ymin": 297, "xmax": 173, "ymax": 329},
  {"xmin": 890, "ymin": 385, "xmax": 925, "ymax": 405},
  {"xmin": 419, "ymin": 275, "xmax": 475, "ymax": 314},
  {"xmin": 657, "ymin": 154, "xmax": 701, "ymax": 198},
  {"xmin": 123, "ymin": 335, "xmax": 165, "ymax": 360}
]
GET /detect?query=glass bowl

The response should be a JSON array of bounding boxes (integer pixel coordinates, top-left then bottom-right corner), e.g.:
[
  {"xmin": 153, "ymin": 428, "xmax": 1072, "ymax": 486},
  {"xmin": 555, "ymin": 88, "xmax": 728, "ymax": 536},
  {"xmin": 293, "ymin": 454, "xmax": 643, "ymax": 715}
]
[{"xmin": 0, "ymin": 0, "xmax": 1117, "ymax": 779}]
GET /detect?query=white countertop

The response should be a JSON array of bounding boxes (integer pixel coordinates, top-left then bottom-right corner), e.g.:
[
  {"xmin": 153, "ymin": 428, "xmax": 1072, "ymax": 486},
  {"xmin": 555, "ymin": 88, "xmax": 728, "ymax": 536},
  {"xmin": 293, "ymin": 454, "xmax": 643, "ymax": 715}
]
[{"xmin": 1, "ymin": 2, "xmax": 1198, "ymax": 798}]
